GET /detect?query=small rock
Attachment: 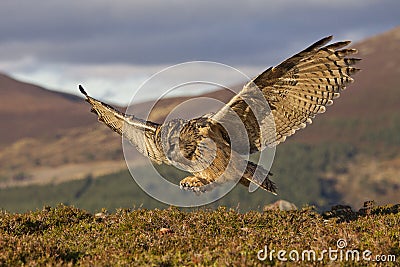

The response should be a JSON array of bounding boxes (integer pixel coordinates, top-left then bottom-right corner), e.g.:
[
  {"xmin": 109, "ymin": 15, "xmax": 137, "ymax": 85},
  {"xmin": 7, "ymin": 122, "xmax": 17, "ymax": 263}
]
[
  {"xmin": 42, "ymin": 206, "xmax": 51, "ymax": 212},
  {"xmin": 263, "ymin": 200, "xmax": 298, "ymax": 211},
  {"xmin": 159, "ymin": 227, "xmax": 173, "ymax": 234},
  {"xmin": 95, "ymin": 212, "xmax": 107, "ymax": 220}
]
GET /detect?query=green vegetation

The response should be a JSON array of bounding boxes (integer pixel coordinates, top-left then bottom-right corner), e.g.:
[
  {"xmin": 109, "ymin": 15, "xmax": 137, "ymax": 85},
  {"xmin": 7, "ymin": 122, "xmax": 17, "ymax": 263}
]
[
  {"xmin": 0, "ymin": 142, "xmax": 358, "ymax": 213},
  {"xmin": 0, "ymin": 204, "xmax": 398, "ymax": 266},
  {"xmin": 1, "ymin": 113, "xmax": 399, "ymax": 213},
  {"xmin": 312, "ymin": 114, "xmax": 400, "ymax": 157},
  {"xmin": 2, "ymin": 106, "xmax": 400, "ymax": 214},
  {"xmin": 0, "ymin": 171, "xmax": 165, "ymax": 213}
]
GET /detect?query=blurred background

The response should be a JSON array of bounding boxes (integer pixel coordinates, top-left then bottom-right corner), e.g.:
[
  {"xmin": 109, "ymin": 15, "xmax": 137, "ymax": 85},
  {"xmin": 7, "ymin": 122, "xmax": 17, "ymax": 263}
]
[{"xmin": 0, "ymin": 0, "xmax": 399, "ymax": 213}]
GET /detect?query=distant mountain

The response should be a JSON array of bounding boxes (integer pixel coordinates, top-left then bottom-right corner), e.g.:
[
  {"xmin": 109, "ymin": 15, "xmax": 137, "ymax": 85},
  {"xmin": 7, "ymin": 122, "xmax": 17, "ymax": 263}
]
[{"xmin": 0, "ymin": 74, "xmax": 94, "ymax": 146}]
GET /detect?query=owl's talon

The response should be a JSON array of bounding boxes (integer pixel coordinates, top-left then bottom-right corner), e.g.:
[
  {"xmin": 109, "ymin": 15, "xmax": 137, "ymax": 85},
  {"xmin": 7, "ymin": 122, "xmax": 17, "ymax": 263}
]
[{"xmin": 179, "ymin": 176, "xmax": 210, "ymax": 193}]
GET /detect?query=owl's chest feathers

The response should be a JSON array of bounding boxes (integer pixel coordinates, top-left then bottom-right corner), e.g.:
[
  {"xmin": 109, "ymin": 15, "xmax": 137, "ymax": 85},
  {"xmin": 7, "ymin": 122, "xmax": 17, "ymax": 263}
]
[{"xmin": 178, "ymin": 119, "xmax": 229, "ymax": 161}]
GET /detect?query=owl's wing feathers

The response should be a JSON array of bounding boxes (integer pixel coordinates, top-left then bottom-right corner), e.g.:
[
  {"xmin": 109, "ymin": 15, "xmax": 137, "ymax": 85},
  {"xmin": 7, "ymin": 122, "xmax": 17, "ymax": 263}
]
[
  {"xmin": 79, "ymin": 86, "xmax": 167, "ymax": 164},
  {"xmin": 212, "ymin": 36, "xmax": 360, "ymax": 154}
]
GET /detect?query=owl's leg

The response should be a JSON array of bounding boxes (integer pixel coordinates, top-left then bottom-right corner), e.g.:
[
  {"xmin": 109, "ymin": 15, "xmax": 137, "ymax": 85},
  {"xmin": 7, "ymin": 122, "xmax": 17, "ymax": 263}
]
[{"xmin": 179, "ymin": 176, "xmax": 212, "ymax": 193}]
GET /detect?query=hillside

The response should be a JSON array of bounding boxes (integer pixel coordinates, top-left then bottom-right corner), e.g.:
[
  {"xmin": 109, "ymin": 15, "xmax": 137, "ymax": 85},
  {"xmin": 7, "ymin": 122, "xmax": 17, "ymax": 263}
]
[
  {"xmin": 0, "ymin": 74, "xmax": 128, "ymax": 186},
  {"xmin": 292, "ymin": 26, "xmax": 400, "ymax": 147},
  {"xmin": 0, "ymin": 74, "xmax": 95, "ymax": 146},
  {"xmin": 0, "ymin": 27, "xmax": 399, "ymax": 210}
]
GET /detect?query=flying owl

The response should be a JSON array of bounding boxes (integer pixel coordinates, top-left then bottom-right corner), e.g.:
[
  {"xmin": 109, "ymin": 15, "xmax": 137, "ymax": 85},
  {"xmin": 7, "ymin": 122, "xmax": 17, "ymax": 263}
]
[{"xmin": 79, "ymin": 36, "xmax": 360, "ymax": 194}]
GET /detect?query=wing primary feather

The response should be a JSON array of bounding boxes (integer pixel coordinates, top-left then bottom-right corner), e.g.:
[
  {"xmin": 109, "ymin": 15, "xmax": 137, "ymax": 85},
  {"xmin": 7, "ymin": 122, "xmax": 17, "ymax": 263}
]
[
  {"xmin": 324, "ymin": 40, "xmax": 351, "ymax": 51},
  {"xmin": 79, "ymin": 85, "xmax": 166, "ymax": 163},
  {"xmin": 79, "ymin": 85, "xmax": 156, "ymax": 131},
  {"xmin": 79, "ymin": 85, "xmax": 88, "ymax": 96},
  {"xmin": 303, "ymin": 36, "xmax": 333, "ymax": 52},
  {"xmin": 212, "ymin": 35, "xmax": 361, "ymax": 152}
]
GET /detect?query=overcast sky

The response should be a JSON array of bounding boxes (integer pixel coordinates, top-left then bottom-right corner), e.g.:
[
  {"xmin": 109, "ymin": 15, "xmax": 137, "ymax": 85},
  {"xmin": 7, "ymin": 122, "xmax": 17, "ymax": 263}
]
[{"xmin": 0, "ymin": 0, "xmax": 399, "ymax": 104}]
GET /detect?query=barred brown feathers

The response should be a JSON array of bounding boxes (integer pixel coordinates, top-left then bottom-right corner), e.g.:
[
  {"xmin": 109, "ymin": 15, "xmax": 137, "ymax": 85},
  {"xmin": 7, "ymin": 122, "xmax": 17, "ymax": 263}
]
[
  {"xmin": 80, "ymin": 36, "xmax": 360, "ymax": 194},
  {"xmin": 213, "ymin": 35, "xmax": 360, "ymax": 150}
]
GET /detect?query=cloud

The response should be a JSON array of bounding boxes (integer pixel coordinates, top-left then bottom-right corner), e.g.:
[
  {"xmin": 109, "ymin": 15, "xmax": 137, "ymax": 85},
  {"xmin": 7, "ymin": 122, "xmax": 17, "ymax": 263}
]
[
  {"xmin": 1, "ymin": 0, "xmax": 399, "ymax": 65},
  {"xmin": 0, "ymin": 0, "xmax": 399, "ymax": 104},
  {"xmin": 8, "ymin": 60, "xmax": 262, "ymax": 105}
]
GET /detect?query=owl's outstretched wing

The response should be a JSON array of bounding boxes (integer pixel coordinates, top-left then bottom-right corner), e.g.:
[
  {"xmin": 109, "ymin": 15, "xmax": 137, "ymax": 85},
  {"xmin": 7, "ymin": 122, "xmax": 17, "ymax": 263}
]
[
  {"xmin": 79, "ymin": 85, "xmax": 167, "ymax": 164},
  {"xmin": 211, "ymin": 36, "xmax": 360, "ymax": 154}
]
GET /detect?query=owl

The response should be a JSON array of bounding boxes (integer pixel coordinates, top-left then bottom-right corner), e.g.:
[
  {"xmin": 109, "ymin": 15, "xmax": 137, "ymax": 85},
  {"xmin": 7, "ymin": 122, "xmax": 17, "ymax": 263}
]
[{"xmin": 80, "ymin": 36, "xmax": 360, "ymax": 194}]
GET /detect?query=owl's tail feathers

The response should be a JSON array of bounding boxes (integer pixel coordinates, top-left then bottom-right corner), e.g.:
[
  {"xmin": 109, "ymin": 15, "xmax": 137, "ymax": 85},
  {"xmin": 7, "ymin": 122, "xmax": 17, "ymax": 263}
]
[{"xmin": 240, "ymin": 161, "xmax": 277, "ymax": 194}]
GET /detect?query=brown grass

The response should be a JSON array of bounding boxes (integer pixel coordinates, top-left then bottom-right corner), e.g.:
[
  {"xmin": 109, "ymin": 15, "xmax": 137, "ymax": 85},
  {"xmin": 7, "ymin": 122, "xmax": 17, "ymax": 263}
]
[{"xmin": 0, "ymin": 203, "xmax": 399, "ymax": 266}]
